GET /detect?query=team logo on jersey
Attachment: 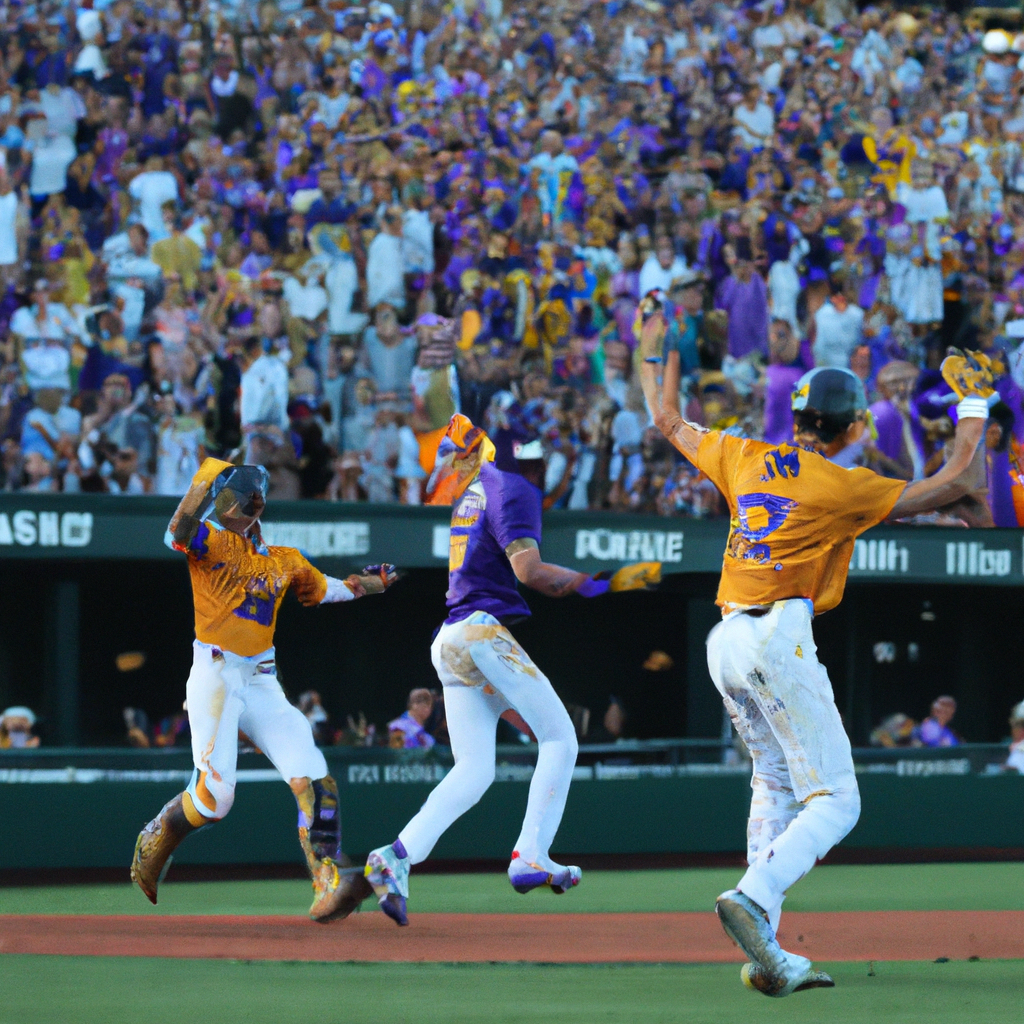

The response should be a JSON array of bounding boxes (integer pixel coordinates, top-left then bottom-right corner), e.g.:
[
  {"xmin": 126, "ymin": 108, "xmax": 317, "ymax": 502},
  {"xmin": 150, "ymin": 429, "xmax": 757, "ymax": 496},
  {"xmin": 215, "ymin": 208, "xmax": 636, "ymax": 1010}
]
[
  {"xmin": 728, "ymin": 493, "xmax": 799, "ymax": 564},
  {"xmin": 234, "ymin": 574, "xmax": 287, "ymax": 626},
  {"xmin": 760, "ymin": 448, "xmax": 801, "ymax": 482}
]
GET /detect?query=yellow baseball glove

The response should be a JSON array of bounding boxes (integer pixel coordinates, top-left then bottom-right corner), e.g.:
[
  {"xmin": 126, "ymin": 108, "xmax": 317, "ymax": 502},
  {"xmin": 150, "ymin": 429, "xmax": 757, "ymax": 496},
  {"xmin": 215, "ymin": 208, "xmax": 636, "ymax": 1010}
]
[
  {"xmin": 607, "ymin": 562, "xmax": 662, "ymax": 593},
  {"xmin": 940, "ymin": 348, "xmax": 997, "ymax": 400}
]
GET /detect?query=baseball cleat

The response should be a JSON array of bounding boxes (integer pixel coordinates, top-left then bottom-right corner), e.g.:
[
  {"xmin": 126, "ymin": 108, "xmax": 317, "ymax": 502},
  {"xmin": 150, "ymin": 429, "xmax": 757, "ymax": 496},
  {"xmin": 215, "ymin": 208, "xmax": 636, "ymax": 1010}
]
[
  {"xmin": 364, "ymin": 841, "xmax": 410, "ymax": 927},
  {"xmin": 507, "ymin": 852, "xmax": 582, "ymax": 894},
  {"xmin": 741, "ymin": 961, "xmax": 835, "ymax": 996},
  {"xmin": 130, "ymin": 794, "xmax": 199, "ymax": 904},
  {"xmin": 716, "ymin": 890, "xmax": 832, "ymax": 997},
  {"xmin": 309, "ymin": 860, "xmax": 374, "ymax": 923}
]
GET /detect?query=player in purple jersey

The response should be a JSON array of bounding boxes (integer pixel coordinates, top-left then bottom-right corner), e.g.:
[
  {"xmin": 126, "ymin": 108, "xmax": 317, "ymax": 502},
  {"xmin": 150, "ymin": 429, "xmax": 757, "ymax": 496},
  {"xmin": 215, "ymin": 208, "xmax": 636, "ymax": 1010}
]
[{"xmin": 364, "ymin": 414, "xmax": 660, "ymax": 926}]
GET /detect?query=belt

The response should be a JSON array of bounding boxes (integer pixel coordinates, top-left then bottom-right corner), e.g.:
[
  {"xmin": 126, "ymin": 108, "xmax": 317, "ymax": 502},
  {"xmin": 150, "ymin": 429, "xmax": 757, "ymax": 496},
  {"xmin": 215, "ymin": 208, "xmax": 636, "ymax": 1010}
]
[{"xmin": 743, "ymin": 607, "xmax": 771, "ymax": 618}]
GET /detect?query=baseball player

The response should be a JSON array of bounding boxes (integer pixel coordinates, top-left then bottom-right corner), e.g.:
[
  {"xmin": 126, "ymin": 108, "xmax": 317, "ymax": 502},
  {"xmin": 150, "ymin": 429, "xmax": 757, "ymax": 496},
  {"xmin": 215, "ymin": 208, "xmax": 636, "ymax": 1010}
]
[
  {"xmin": 638, "ymin": 302, "xmax": 990, "ymax": 996},
  {"xmin": 130, "ymin": 457, "xmax": 398, "ymax": 921},
  {"xmin": 363, "ymin": 414, "xmax": 659, "ymax": 926}
]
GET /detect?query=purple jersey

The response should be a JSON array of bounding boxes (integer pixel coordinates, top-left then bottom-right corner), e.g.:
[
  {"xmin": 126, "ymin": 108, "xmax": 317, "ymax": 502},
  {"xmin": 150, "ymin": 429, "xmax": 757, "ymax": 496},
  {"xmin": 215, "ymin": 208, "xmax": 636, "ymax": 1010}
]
[{"xmin": 445, "ymin": 463, "xmax": 541, "ymax": 624}]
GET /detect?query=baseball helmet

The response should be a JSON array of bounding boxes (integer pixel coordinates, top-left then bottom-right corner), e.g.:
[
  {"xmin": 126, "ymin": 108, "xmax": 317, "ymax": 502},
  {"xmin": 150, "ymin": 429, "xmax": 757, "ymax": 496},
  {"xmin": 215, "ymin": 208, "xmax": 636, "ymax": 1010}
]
[
  {"xmin": 791, "ymin": 367, "xmax": 868, "ymax": 419},
  {"xmin": 1010, "ymin": 700, "xmax": 1024, "ymax": 725}
]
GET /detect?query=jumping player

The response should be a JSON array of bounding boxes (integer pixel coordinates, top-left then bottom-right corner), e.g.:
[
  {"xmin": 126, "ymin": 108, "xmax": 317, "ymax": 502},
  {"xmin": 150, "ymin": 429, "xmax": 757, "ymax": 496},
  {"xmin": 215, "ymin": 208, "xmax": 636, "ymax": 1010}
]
[
  {"xmin": 638, "ymin": 301, "xmax": 990, "ymax": 996},
  {"xmin": 363, "ymin": 414, "xmax": 659, "ymax": 925},
  {"xmin": 130, "ymin": 457, "xmax": 397, "ymax": 921}
]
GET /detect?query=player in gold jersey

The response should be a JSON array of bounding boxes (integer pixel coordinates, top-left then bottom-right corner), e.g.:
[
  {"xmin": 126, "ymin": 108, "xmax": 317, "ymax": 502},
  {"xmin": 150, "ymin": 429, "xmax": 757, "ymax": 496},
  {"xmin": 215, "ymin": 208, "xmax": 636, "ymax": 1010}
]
[
  {"xmin": 130, "ymin": 458, "xmax": 398, "ymax": 921},
  {"xmin": 638, "ymin": 298, "xmax": 989, "ymax": 997}
]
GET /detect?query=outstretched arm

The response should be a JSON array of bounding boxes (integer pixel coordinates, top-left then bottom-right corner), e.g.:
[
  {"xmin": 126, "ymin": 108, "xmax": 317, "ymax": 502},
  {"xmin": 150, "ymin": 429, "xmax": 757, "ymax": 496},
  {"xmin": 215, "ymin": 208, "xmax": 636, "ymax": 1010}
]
[
  {"xmin": 506, "ymin": 538, "xmax": 593, "ymax": 597},
  {"xmin": 636, "ymin": 307, "xmax": 707, "ymax": 462},
  {"xmin": 506, "ymin": 540, "xmax": 661, "ymax": 598},
  {"xmin": 313, "ymin": 564, "xmax": 399, "ymax": 605},
  {"xmin": 887, "ymin": 416, "xmax": 985, "ymax": 518}
]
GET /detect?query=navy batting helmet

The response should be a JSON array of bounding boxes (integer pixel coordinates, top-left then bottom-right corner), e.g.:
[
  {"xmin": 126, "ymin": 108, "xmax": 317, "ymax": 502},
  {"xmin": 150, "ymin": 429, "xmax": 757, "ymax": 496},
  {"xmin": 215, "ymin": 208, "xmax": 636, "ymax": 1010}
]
[
  {"xmin": 791, "ymin": 367, "xmax": 867, "ymax": 418},
  {"xmin": 791, "ymin": 368, "xmax": 868, "ymax": 444}
]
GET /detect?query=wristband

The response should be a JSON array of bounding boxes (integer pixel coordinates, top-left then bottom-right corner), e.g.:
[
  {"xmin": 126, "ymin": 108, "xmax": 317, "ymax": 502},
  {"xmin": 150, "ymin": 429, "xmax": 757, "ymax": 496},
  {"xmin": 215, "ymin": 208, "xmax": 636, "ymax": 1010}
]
[
  {"xmin": 322, "ymin": 576, "xmax": 356, "ymax": 603},
  {"xmin": 644, "ymin": 356, "xmax": 662, "ymax": 364},
  {"xmin": 956, "ymin": 395, "xmax": 989, "ymax": 420},
  {"xmin": 576, "ymin": 576, "xmax": 611, "ymax": 599}
]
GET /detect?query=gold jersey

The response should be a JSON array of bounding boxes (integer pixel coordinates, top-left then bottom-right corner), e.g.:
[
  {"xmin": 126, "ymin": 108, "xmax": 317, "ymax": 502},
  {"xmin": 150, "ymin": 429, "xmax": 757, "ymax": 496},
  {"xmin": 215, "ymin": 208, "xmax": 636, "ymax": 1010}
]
[
  {"xmin": 695, "ymin": 432, "xmax": 905, "ymax": 615},
  {"xmin": 175, "ymin": 522, "xmax": 327, "ymax": 657}
]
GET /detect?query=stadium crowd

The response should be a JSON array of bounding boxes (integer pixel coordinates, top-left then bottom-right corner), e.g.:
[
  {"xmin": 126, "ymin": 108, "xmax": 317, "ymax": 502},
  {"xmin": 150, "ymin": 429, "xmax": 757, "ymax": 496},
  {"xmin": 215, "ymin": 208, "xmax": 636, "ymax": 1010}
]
[{"xmin": 1, "ymin": 0, "xmax": 1024, "ymax": 521}]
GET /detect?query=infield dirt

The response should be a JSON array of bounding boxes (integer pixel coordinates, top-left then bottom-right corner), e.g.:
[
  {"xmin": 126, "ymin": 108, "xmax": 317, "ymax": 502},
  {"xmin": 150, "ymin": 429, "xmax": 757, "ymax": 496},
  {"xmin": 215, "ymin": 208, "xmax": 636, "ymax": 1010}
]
[{"xmin": 2, "ymin": 910, "xmax": 1022, "ymax": 962}]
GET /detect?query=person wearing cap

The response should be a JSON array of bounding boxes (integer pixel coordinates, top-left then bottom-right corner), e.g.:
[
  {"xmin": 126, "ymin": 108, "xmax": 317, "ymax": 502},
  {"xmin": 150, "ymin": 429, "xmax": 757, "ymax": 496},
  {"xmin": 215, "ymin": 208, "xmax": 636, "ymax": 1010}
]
[
  {"xmin": 130, "ymin": 458, "xmax": 399, "ymax": 920},
  {"xmin": 0, "ymin": 706, "xmax": 39, "ymax": 748},
  {"xmin": 361, "ymin": 413, "xmax": 660, "ymax": 927},
  {"xmin": 1005, "ymin": 702, "xmax": 1024, "ymax": 773},
  {"xmin": 639, "ymin": 302, "xmax": 990, "ymax": 997}
]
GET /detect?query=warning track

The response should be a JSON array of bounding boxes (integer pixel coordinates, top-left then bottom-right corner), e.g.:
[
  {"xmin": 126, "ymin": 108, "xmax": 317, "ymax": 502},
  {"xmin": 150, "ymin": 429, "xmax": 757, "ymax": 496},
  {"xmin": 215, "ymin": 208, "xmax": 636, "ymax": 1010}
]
[{"xmin": 1, "ymin": 911, "xmax": 1022, "ymax": 963}]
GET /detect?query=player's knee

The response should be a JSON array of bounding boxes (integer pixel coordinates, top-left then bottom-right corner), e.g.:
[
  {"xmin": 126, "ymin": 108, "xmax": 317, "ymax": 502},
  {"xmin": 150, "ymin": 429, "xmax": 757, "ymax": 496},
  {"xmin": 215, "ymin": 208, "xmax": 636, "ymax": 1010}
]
[
  {"xmin": 188, "ymin": 770, "xmax": 234, "ymax": 821},
  {"xmin": 809, "ymin": 786, "xmax": 860, "ymax": 845}
]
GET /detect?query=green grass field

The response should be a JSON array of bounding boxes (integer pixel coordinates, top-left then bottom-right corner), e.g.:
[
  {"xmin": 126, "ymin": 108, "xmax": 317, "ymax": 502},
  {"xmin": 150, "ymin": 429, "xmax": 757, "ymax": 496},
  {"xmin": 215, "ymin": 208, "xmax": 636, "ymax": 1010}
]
[
  {"xmin": 2, "ymin": 864, "xmax": 1022, "ymax": 1024},
  {"xmin": 0, "ymin": 959, "xmax": 1021, "ymax": 1024},
  {"xmin": 3, "ymin": 862, "xmax": 1024, "ymax": 915}
]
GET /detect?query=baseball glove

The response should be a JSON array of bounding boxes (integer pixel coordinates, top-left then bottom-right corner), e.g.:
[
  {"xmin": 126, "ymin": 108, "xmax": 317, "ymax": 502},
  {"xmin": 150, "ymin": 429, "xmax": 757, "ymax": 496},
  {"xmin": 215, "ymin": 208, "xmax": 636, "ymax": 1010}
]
[
  {"xmin": 940, "ymin": 348, "xmax": 997, "ymax": 400},
  {"xmin": 605, "ymin": 562, "xmax": 662, "ymax": 593}
]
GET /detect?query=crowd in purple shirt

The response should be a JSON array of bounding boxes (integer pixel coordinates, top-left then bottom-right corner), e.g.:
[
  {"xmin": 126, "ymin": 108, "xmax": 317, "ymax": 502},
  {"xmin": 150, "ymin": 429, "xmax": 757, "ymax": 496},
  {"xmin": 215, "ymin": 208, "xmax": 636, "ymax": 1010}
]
[{"xmin": 0, "ymin": 0, "xmax": 1023, "ymax": 523}]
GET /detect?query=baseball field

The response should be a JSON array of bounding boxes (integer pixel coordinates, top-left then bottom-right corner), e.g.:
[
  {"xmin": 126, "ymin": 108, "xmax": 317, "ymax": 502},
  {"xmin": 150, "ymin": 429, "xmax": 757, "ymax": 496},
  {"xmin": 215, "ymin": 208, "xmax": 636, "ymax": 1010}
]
[{"xmin": 1, "ymin": 862, "xmax": 1023, "ymax": 1023}]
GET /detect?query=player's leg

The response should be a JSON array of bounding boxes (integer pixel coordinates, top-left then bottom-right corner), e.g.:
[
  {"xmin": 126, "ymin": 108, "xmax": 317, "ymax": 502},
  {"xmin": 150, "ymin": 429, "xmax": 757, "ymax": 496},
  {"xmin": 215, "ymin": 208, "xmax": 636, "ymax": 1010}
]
[
  {"xmin": 706, "ymin": 609, "xmax": 836, "ymax": 996},
  {"xmin": 464, "ymin": 628, "xmax": 580, "ymax": 893},
  {"xmin": 131, "ymin": 644, "xmax": 244, "ymax": 903},
  {"xmin": 239, "ymin": 659, "xmax": 371, "ymax": 921},
  {"xmin": 365, "ymin": 621, "xmax": 505, "ymax": 925},
  {"xmin": 734, "ymin": 601, "xmax": 860, "ymax": 927}
]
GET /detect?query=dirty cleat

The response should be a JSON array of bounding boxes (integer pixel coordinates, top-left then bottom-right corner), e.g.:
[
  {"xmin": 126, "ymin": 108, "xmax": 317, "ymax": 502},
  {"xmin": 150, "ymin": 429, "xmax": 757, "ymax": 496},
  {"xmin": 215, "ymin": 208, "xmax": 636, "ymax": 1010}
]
[
  {"xmin": 364, "ymin": 840, "xmax": 410, "ymax": 926},
  {"xmin": 716, "ymin": 890, "xmax": 832, "ymax": 997},
  {"xmin": 507, "ymin": 852, "xmax": 582, "ymax": 895},
  {"xmin": 741, "ymin": 961, "xmax": 835, "ymax": 996},
  {"xmin": 130, "ymin": 793, "xmax": 202, "ymax": 905},
  {"xmin": 309, "ymin": 860, "xmax": 374, "ymax": 923}
]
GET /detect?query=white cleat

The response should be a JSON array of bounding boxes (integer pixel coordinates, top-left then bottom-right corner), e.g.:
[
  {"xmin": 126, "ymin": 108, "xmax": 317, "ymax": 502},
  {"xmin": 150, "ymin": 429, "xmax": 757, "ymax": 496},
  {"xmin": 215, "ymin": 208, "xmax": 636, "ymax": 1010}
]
[{"xmin": 716, "ymin": 890, "xmax": 834, "ymax": 997}]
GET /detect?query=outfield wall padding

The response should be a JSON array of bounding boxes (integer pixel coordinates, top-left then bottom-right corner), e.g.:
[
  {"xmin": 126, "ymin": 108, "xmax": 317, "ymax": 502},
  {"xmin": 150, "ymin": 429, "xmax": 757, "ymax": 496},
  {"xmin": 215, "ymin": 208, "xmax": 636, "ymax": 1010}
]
[{"xmin": 3, "ymin": 771, "xmax": 1022, "ymax": 870}]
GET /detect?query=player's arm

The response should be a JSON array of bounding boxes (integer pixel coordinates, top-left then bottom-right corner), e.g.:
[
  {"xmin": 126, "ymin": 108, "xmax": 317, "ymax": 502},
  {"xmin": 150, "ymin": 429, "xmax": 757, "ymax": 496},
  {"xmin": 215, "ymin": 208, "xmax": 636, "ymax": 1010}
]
[
  {"xmin": 636, "ymin": 302, "xmax": 707, "ymax": 462},
  {"xmin": 506, "ymin": 538, "xmax": 593, "ymax": 597},
  {"xmin": 888, "ymin": 351, "xmax": 992, "ymax": 519},
  {"xmin": 299, "ymin": 564, "xmax": 399, "ymax": 607},
  {"xmin": 168, "ymin": 479, "xmax": 214, "ymax": 550},
  {"xmin": 506, "ymin": 539, "xmax": 660, "ymax": 598},
  {"xmin": 887, "ymin": 415, "xmax": 985, "ymax": 518}
]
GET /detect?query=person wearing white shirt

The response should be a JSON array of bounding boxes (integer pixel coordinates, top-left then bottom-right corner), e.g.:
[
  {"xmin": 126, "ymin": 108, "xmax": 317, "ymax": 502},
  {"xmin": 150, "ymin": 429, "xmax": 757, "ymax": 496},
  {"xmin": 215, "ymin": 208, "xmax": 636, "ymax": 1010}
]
[
  {"xmin": 0, "ymin": 170, "xmax": 19, "ymax": 285},
  {"xmin": 26, "ymin": 126, "xmax": 76, "ymax": 202},
  {"xmin": 240, "ymin": 340, "xmax": 291, "ymax": 442},
  {"xmin": 638, "ymin": 237, "xmax": 688, "ymax": 298},
  {"xmin": 366, "ymin": 207, "xmax": 406, "ymax": 311},
  {"xmin": 1006, "ymin": 702, "xmax": 1024, "ymax": 773},
  {"xmin": 103, "ymin": 224, "xmax": 163, "ymax": 340},
  {"xmin": 402, "ymin": 205, "xmax": 434, "ymax": 275},
  {"xmin": 39, "ymin": 84, "xmax": 85, "ymax": 140},
  {"xmin": 732, "ymin": 86, "xmax": 775, "ymax": 149},
  {"xmin": 128, "ymin": 157, "xmax": 180, "ymax": 242},
  {"xmin": 812, "ymin": 286, "xmax": 865, "ymax": 368}
]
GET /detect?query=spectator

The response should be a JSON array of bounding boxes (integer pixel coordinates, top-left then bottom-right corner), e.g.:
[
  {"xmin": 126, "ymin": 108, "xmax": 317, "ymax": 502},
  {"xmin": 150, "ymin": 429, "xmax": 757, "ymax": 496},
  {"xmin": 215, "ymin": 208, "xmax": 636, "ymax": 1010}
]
[
  {"xmin": 914, "ymin": 696, "xmax": 960, "ymax": 748},
  {"xmin": 1006, "ymin": 701, "xmax": 1024, "ymax": 773},
  {"xmin": 296, "ymin": 691, "xmax": 333, "ymax": 747},
  {"xmin": 869, "ymin": 713, "xmax": 918, "ymax": 748},
  {"xmin": 0, "ymin": 706, "xmax": 40, "ymax": 748},
  {"xmin": 639, "ymin": 236, "xmax": 688, "ymax": 299},
  {"xmin": 388, "ymin": 688, "xmax": 436, "ymax": 750},
  {"xmin": 715, "ymin": 238, "xmax": 769, "ymax": 360},
  {"xmin": 0, "ymin": 0, "xmax": 1018, "ymax": 521},
  {"xmin": 813, "ymin": 278, "xmax": 865, "ymax": 369}
]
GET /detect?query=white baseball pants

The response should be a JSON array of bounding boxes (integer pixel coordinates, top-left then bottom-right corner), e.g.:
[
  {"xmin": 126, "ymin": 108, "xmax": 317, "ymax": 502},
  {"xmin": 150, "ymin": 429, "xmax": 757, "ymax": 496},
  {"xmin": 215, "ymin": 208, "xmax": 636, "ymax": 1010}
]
[
  {"xmin": 706, "ymin": 599, "xmax": 860, "ymax": 932},
  {"xmin": 398, "ymin": 612, "xmax": 579, "ymax": 870},
  {"xmin": 185, "ymin": 640, "xmax": 328, "ymax": 819}
]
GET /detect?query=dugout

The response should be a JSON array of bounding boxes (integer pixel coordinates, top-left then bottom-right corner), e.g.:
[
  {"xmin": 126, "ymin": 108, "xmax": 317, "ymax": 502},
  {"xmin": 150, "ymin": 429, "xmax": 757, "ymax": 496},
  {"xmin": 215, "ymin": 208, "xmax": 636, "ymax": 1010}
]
[{"xmin": 0, "ymin": 495, "xmax": 1021, "ymax": 748}]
